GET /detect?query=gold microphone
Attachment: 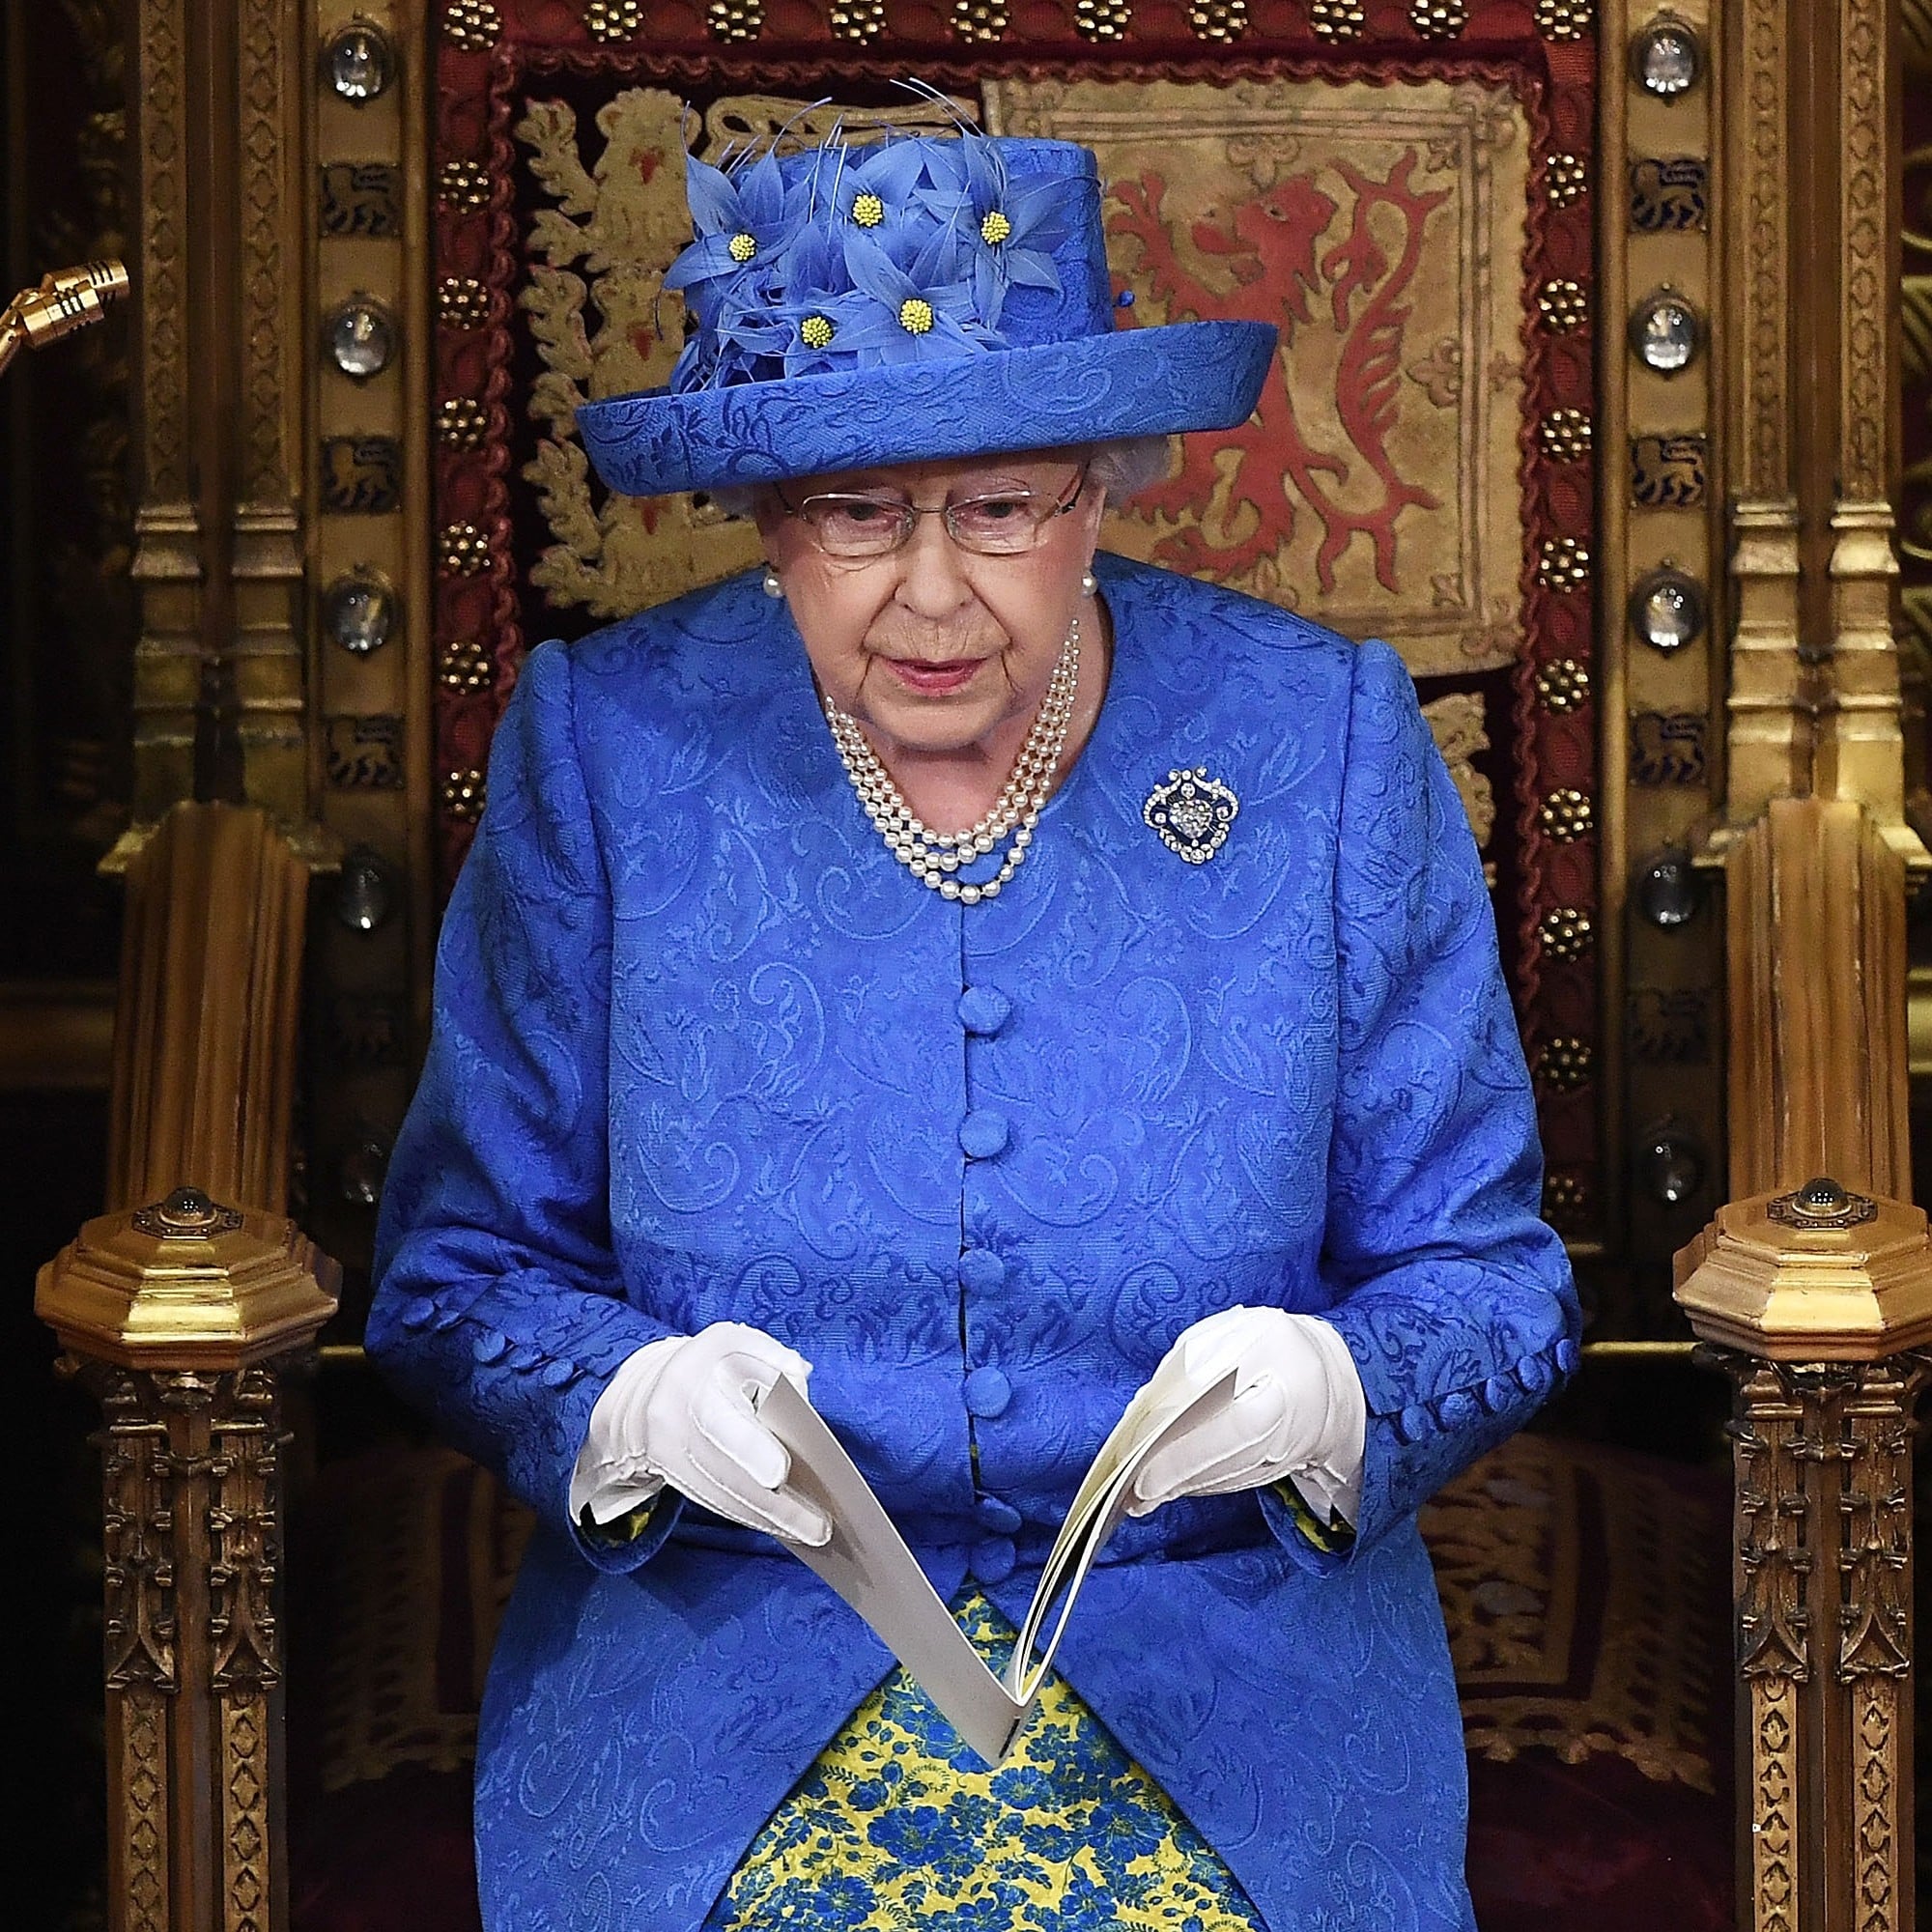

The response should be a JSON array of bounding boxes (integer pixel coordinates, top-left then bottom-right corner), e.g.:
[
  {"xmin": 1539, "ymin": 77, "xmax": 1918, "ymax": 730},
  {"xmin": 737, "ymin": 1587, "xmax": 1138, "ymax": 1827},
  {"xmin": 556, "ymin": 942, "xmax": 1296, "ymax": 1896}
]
[{"xmin": 0, "ymin": 260, "xmax": 129, "ymax": 380}]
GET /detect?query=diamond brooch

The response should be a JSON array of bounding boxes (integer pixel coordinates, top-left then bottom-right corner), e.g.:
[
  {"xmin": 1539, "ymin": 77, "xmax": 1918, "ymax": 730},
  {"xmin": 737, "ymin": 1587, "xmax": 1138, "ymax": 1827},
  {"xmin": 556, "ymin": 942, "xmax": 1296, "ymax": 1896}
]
[{"xmin": 1143, "ymin": 767, "xmax": 1238, "ymax": 864}]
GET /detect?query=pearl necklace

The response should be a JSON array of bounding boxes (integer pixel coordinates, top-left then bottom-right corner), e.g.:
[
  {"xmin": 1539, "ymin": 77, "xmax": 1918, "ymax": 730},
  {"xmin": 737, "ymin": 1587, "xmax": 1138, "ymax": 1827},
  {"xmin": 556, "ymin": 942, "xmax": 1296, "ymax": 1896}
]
[{"xmin": 823, "ymin": 620, "xmax": 1081, "ymax": 906}]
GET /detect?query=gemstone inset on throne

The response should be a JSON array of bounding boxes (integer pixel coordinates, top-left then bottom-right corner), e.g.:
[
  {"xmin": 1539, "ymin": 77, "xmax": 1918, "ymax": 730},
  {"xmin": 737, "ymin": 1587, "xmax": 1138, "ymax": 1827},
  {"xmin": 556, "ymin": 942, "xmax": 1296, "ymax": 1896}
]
[
  {"xmin": 1144, "ymin": 768, "xmax": 1238, "ymax": 864},
  {"xmin": 324, "ymin": 22, "xmax": 395, "ymax": 101},
  {"xmin": 1767, "ymin": 1176, "xmax": 1880, "ymax": 1232},
  {"xmin": 131, "ymin": 1187, "xmax": 245, "ymax": 1240}
]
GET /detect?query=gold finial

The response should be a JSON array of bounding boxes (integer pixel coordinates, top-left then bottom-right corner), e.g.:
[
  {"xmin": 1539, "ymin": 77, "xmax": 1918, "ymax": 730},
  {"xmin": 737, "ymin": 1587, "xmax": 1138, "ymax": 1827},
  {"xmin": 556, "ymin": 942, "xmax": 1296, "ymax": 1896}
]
[
  {"xmin": 1674, "ymin": 1183, "xmax": 1932, "ymax": 1359},
  {"xmin": 0, "ymin": 260, "xmax": 129, "ymax": 381},
  {"xmin": 38, "ymin": 1188, "xmax": 338, "ymax": 1369}
]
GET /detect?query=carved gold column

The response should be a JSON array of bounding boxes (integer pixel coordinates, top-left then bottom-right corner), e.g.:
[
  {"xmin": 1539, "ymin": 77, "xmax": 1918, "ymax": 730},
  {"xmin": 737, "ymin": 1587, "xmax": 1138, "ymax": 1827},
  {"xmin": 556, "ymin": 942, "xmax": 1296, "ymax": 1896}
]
[
  {"xmin": 1696, "ymin": 2, "xmax": 1932, "ymax": 1925},
  {"xmin": 115, "ymin": 0, "xmax": 325, "ymax": 863},
  {"xmin": 1697, "ymin": 797, "xmax": 1924, "ymax": 1928},
  {"xmin": 126, "ymin": 0, "xmax": 202, "ymax": 829},
  {"xmin": 106, "ymin": 805, "xmax": 309, "ymax": 1216},
  {"xmin": 1723, "ymin": 798, "xmax": 1910, "ymax": 1205},
  {"xmin": 231, "ymin": 0, "xmax": 309, "ymax": 828},
  {"xmin": 1719, "ymin": 0, "xmax": 1925, "ymax": 858},
  {"xmin": 1719, "ymin": 0, "xmax": 1808, "ymax": 822},
  {"xmin": 43, "ymin": 798, "xmax": 326, "ymax": 1930},
  {"xmin": 37, "ymin": 1185, "xmax": 338, "ymax": 1932},
  {"xmin": 1677, "ymin": 1181, "xmax": 1932, "ymax": 1932},
  {"xmin": 1810, "ymin": 0, "xmax": 1923, "ymax": 861}
]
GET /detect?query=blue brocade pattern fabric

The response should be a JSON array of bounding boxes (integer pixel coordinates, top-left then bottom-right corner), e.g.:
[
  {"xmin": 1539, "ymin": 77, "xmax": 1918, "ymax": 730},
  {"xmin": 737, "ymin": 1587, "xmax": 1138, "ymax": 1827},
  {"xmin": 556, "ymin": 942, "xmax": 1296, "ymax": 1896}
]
[
  {"xmin": 367, "ymin": 554, "xmax": 1580, "ymax": 1932},
  {"xmin": 704, "ymin": 1590, "xmax": 1265, "ymax": 1932},
  {"xmin": 575, "ymin": 320, "xmax": 1278, "ymax": 497}
]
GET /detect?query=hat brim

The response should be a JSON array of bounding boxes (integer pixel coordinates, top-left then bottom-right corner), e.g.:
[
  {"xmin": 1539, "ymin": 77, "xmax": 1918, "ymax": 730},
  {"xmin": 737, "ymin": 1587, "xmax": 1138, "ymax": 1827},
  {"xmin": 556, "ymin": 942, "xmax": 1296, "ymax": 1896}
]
[{"xmin": 575, "ymin": 320, "xmax": 1278, "ymax": 498}]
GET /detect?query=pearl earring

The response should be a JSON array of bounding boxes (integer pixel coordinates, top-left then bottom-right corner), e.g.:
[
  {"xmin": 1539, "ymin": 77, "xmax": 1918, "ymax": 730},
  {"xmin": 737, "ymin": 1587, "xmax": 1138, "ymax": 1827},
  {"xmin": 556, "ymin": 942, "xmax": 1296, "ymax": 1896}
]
[
  {"xmin": 1080, "ymin": 569, "xmax": 1098, "ymax": 597},
  {"xmin": 762, "ymin": 568, "xmax": 783, "ymax": 599}
]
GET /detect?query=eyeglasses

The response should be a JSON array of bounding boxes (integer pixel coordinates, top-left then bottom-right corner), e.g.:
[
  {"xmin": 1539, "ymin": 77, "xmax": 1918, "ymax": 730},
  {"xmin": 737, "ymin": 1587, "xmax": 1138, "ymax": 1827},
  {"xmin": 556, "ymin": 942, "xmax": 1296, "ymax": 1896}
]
[{"xmin": 776, "ymin": 466, "xmax": 1088, "ymax": 559}]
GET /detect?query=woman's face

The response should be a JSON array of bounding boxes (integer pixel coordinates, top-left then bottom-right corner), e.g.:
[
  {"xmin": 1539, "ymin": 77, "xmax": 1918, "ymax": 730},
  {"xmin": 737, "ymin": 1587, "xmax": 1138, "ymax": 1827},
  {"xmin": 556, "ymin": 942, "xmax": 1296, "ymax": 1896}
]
[{"xmin": 754, "ymin": 451, "xmax": 1107, "ymax": 760}]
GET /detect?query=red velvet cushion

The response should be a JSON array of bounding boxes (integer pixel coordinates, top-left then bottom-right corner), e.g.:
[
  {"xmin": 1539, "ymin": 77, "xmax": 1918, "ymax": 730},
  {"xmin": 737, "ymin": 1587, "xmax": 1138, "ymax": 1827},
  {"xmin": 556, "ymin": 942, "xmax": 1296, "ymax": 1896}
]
[{"xmin": 289, "ymin": 1434, "xmax": 1731, "ymax": 1930}]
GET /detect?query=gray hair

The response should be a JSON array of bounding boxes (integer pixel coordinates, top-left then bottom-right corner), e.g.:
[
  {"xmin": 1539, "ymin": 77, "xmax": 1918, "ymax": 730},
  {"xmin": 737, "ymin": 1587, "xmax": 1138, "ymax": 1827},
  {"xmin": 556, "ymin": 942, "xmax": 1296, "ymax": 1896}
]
[
  {"xmin": 1085, "ymin": 435, "xmax": 1174, "ymax": 500},
  {"xmin": 702, "ymin": 435, "xmax": 1174, "ymax": 521}
]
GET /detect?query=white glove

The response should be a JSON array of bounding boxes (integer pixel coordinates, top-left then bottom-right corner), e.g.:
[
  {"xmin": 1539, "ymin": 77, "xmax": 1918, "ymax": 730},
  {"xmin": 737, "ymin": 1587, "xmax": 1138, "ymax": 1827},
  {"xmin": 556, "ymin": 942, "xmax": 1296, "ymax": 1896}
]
[
  {"xmin": 1125, "ymin": 1306, "xmax": 1367, "ymax": 1523},
  {"xmin": 568, "ymin": 1321, "xmax": 831, "ymax": 1547}
]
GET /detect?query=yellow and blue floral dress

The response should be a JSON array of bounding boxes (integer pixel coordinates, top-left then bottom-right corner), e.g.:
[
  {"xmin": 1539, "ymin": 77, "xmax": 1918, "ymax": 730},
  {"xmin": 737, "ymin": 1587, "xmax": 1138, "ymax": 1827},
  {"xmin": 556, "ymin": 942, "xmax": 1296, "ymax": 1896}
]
[
  {"xmin": 708, "ymin": 1591, "xmax": 1264, "ymax": 1932},
  {"xmin": 700, "ymin": 1486, "xmax": 1350, "ymax": 1930}
]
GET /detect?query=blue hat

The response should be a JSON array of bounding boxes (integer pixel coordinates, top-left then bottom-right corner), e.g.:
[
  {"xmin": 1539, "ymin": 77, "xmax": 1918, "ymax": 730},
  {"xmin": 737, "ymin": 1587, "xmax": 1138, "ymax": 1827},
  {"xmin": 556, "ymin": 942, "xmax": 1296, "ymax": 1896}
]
[{"xmin": 576, "ymin": 128, "xmax": 1278, "ymax": 498}]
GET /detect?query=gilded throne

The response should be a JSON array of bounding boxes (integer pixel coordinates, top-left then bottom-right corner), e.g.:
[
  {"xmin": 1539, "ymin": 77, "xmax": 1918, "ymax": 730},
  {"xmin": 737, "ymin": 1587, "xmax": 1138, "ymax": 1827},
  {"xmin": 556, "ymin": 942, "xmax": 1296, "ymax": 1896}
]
[{"xmin": 13, "ymin": 1, "xmax": 1932, "ymax": 1928}]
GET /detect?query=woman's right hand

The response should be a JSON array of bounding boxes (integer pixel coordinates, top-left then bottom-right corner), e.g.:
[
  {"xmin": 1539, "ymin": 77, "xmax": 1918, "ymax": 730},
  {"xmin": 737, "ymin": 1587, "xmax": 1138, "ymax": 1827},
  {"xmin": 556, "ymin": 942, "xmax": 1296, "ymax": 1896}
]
[{"xmin": 576, "ymin": 1321, "xmax": 831, "ymax": 1546}]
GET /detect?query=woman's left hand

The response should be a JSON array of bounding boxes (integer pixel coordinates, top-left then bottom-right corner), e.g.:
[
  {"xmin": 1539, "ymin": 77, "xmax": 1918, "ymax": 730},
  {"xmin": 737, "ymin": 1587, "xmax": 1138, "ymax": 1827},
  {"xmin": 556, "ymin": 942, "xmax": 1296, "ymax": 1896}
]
[{"xmin": 1124, "ymin": 1306, "xmax": 1367, "ymax": 1520}]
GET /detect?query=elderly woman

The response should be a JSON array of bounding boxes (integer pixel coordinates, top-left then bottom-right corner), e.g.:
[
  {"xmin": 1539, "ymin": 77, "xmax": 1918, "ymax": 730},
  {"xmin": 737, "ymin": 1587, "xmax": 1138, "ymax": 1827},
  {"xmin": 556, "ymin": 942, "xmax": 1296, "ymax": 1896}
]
[{"xmin": 369, "ymin": 124, "xmax": 1577, "ymax": 1932}]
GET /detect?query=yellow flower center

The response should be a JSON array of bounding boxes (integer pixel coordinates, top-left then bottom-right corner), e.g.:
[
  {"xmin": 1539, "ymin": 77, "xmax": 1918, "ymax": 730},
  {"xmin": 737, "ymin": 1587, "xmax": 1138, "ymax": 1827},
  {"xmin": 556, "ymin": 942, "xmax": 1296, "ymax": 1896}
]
[
  {"xmin": 898, "ymin": 297, "xmax": 935, "ymax": 335},
  {"xmin": 980, "ymin": 210, "xmax": 1013, "ymax": 245},
  {"xmin": 727, "ymin": 231, "xmax": 757, "ymax": 264},
  {"xmin": 800, "ymin": 314, "xmax": 836, "ymax": 349},
  {"xmin": 851, "ymin": 192, "xmax": 886, "ymax": 228}
]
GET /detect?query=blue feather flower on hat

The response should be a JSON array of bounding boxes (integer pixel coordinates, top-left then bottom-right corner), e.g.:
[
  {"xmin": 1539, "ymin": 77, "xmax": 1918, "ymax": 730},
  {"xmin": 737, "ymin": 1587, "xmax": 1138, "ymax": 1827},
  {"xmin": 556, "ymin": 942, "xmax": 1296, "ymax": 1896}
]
[
  {"xmin": 838, "ymin": 136, "xmax": 955, "ymax": 254},
  {"xmin": 577, "ymin": 121, "xmax": 1280, "ymax": 497},
  {"xmin": 660, "ymin": 145, "xmax": 812, "ymax": 388},
  {"xmin": 662, "ymin": 128, "xmax": 1062, "ymax": 391},
  {"xmin": 924, "ymin": 130, "xmax": 1073, "ymax": 323}
]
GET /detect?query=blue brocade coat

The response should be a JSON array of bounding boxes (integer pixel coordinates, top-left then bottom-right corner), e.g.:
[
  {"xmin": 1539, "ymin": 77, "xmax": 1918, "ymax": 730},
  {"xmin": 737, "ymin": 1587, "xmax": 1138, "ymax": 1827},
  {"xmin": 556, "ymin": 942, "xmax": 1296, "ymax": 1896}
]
[{"xmin": 368, "ymin": 553, "xmax": 1580, "ymax": 1932}]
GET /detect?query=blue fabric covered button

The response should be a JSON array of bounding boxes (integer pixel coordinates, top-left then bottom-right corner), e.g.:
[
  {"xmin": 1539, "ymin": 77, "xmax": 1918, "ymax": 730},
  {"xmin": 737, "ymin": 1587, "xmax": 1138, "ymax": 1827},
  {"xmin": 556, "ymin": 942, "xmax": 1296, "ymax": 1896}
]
[
  {"xmin": 959, "ymin": 1247, "xmax": 1008, "ymax": 1293},
  {"xmin": 959, "ymin": 1109, "xmax": 1009, "ymax": 1158},
  {"xmin": 401, "ymin": 1296, "xmax": 438, "ymax": 1331},
  {"xmin": 1481, "ymin": 1375, "xmax": 1513, "ymax": 1413},
  {"xmin": 976, "ymin": 1495, "xmax": 1023, "ymax": 1533},
  {"xmin": 1435, "ymin": 1390, "xmax": 1480, "ymax": 1431},
  {"xmin": 471, "ymin": 1328, "xmax": 511, "ymax": 1364},
  {"xmin": 964, "ymin": 1367, "xmax": 1012, "ymax": 1418},
  {"xmin": 1555, "ymin": 1338, "xmax": 1581, "ymax": 1375},
  {"xmin": 957, "ymin": 986, "xmax": 1012, "ymax": 1036},
  {"xmin": 970, "ymin": 1537, "xmax": 1017, "ymax": 1585},
  {"xmin": 540, "ymin": 1358, "xmax": 578, "ymax": 1388}
]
